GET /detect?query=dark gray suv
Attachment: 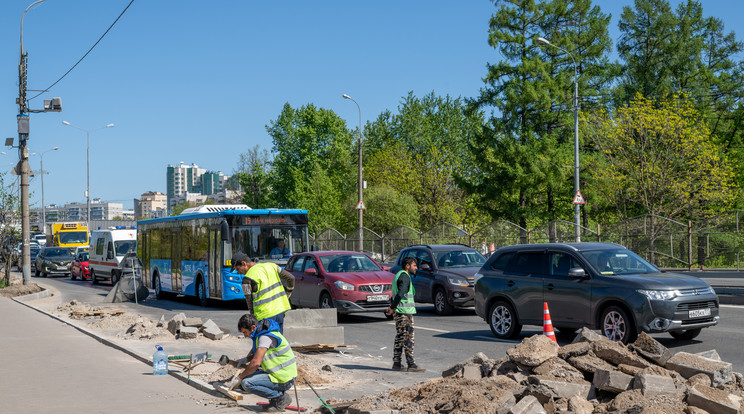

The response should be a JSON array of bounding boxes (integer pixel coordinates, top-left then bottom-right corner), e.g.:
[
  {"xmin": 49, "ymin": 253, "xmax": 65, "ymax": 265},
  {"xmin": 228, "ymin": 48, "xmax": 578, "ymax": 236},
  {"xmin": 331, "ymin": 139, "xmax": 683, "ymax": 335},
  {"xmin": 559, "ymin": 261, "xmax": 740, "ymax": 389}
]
[
  {"xmin": 474, "ymin": 243, "xmax": 719, "ymax": 344},
  {"xmin": 391, "ymin": 244, "xmax": 486, "ymax": 315}
]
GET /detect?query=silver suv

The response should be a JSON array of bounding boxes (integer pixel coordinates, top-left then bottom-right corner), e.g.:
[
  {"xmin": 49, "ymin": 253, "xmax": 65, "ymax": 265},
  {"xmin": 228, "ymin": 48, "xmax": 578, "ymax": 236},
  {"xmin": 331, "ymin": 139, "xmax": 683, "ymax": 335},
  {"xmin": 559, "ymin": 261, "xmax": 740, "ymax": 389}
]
[{"xmin": 474, "ymin": 243, "xmax": 720, "ymax": 343}]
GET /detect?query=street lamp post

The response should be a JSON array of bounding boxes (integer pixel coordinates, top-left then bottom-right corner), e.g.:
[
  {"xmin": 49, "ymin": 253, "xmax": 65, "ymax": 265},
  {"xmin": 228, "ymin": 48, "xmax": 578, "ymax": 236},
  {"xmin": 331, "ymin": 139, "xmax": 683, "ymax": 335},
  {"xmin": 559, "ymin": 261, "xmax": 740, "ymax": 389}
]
[
  {"xmin": 38, "ymin": 147, "xmax": 58, "ymax": 232},
  {"xmin": 62, "ymin": 121, "xmax": 114, "ymax": 230},
  {"xmin": 537, "ymin": 36, "xmax": 581, "ymax": 242},
  {"xmin": 343, "ymin": 94, "xmax": 364, "ymax": 251}
]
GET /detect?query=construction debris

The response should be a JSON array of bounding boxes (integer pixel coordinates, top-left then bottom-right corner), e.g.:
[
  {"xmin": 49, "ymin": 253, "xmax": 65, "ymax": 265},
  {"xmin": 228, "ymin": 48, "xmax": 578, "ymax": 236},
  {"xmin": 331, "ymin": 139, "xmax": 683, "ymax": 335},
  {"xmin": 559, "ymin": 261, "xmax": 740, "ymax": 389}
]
[{"xmin": 328, "ymin": 329, "xmax": 744, "ymax": 414}]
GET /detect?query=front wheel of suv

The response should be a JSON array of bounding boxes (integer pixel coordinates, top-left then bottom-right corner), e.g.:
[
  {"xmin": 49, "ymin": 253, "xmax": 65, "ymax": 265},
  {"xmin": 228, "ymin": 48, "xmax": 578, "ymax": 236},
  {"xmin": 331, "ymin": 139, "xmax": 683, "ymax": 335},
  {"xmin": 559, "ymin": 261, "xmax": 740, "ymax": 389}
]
[
  {"xmin": 433, "ymin": 288, "xmax": 454, "ymax": 316},
  {"xmin": 488, "ymin": 301, "xmax": 521, "ymax": 339},
  {"xmin": 601, "ymin": 306, "xmax": 637, "ymax": 344},
  {"xmin": 669, "ymin": 328, "xmax": 701, "ymax": 340}
]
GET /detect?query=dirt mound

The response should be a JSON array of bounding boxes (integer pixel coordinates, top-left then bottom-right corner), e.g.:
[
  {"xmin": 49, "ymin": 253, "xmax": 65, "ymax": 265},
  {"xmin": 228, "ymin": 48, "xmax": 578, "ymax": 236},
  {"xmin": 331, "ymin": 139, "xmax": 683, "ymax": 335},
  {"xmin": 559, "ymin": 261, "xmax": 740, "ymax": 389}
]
[{"xmin": 0, "ymin": 282, "xmax": 43, "ymax": 298}]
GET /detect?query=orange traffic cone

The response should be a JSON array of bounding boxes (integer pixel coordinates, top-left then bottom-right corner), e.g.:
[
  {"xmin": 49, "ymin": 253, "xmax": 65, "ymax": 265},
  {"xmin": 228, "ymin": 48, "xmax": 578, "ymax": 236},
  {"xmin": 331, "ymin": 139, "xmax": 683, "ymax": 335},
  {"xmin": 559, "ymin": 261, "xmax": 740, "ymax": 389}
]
[{"xmin": 543, "ymin": 302, "xmax": 557, "ymax": 343}]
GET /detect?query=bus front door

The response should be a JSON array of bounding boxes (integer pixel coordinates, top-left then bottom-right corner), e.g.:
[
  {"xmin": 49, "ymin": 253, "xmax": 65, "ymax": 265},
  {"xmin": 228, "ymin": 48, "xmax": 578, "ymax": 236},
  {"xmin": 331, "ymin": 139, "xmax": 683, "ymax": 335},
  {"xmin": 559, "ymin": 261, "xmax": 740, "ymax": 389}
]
[
  {"xmin": 209, "ymin": 228, "xmax": 222, "ymax": 299},
  {"xmin": 172, "ymin": 229, "xmax": 182, "ymax": 293}
]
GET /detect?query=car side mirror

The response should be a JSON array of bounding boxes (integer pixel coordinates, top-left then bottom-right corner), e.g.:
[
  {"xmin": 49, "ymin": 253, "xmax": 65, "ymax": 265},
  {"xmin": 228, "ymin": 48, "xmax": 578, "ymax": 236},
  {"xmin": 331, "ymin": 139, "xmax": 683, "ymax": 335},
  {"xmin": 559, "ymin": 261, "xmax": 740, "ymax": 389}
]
[
  {"xmin": 420, "ymin": 263, "xmax": 431, "ymax": 271},
  {"xmin": 382, "ymin": 265, "xmax": 391, "ymax": 271},
  {"xmin": 304, "ymin": 268, "xmax": 317, "ymax": 276},
  {"xmin": 568, "ymin": 267, "xmax": 586, "ymax": 278}
]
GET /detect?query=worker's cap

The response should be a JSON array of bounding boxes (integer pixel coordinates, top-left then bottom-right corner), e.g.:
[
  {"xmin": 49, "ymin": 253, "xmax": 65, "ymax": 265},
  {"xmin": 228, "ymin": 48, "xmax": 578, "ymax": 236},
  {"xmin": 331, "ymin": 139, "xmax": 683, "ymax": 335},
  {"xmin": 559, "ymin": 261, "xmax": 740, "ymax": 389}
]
[{"xmin": 231, "ymin": 252, "xmax": 251, "ymax": 271}]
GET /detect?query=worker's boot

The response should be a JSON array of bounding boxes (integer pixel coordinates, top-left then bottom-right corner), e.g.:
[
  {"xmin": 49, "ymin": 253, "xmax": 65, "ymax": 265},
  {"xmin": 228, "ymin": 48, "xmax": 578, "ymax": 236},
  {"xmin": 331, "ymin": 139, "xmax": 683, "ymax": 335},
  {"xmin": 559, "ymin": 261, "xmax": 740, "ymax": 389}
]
[
  {"xmin": 391, "ymin": 362, "xmax": 404, "ymax": 371},
  {"xmin": 407, "ymin": 363, "xmax": 426, "ymax": 372},
  {"xmin": 265, "ymin": 392, "xmax": 291, "ymax": 411}
]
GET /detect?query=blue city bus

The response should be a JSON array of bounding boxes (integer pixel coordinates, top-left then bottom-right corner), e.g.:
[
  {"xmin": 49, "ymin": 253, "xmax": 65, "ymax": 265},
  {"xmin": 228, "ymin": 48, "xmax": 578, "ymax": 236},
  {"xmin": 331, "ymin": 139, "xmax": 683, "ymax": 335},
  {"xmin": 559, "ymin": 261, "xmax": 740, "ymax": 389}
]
[{"xmin": 137, "ymin": 205, "xmax": 309, "ymax": 306}]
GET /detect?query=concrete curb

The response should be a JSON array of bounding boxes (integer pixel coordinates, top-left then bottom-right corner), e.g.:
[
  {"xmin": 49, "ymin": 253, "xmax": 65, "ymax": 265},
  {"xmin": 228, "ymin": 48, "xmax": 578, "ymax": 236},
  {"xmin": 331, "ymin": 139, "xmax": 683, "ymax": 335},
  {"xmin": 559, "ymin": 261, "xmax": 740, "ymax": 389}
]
[{"xmin": 11, "ymin": 286, "xmax": 222, "ymax": 398}]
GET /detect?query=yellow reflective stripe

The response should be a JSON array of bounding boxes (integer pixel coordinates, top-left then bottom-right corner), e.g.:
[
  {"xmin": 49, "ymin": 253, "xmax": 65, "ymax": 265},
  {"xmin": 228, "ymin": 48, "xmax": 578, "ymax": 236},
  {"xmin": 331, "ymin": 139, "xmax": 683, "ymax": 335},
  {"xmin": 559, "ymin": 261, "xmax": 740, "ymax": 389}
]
[
  {"xmin": 263, "ymin": 357, "xmax": 296, "ymax": 374},
  {"xmin": 263, "ymin": 344, "xmax": 292, "ymax": 362},
  {"xmin": 253, "ymin": 281, "xmax": 282, "ymax": 298},
  {"xmin": 254, "ymin": 290, "xmax": 288, "ymax": 306}
]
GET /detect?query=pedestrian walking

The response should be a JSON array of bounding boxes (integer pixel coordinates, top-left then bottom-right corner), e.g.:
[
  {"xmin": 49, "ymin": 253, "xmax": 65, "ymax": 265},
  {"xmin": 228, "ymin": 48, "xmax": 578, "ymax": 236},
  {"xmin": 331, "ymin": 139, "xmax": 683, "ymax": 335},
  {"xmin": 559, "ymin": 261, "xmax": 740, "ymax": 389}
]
[
  {"xmin": 232, "ymin": 252, "xmax": 294, "ymax": 333},
  {"xmin": 385, "ymin": 256, "xmax": 425, "ymax": 372}
]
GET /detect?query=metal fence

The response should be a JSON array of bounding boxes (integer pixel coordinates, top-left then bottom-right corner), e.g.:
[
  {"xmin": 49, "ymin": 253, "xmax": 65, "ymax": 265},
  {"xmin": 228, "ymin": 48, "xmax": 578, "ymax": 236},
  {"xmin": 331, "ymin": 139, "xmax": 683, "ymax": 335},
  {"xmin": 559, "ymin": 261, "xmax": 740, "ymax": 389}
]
[{"xmin": 310, "ymin": 210, "xmax": 744, "ymax": 269}]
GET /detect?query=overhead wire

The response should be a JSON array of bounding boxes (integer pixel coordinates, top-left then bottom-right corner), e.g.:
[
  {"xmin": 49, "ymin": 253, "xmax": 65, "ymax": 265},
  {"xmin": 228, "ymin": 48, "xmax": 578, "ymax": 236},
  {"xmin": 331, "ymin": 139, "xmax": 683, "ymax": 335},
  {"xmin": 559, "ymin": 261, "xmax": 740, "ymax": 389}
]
[{"xmin": 28, "ymin": 0, "xmax": 135, "ymax": 101}]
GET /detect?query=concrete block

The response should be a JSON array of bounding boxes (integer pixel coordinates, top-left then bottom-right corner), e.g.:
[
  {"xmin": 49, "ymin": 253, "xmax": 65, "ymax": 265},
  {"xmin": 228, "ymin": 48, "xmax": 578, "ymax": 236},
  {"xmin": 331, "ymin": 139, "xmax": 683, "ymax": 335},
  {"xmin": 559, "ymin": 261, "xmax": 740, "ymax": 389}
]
[
  {"xmin": 665, "ymin": 352, "xmax": 733, "ymax": 386},
  {"xmin": 203, "ymin": 325, "xmax": 225, "ymax": 340},
  {"xmin": 527, "ymin": 376, "xmax": 593, "ymax": 400},
  {"xmin": 167, "ymin": 319, "xmax": 181, "ymax": 336},
  {"xmin": 631, "ymin": 332, "xmax": 672, "ymax": 366},
  {"xmin": 632, "ymin": 373, "xmax": 678, "ymax": 397},
  {"xmin": 509, "ymin": 395, "xmax": 546, "ymax": 414},
  {"xmin": 462, "ymin": 364, "xmax": 481, "ymax": 380},
  {"xmin": 593, "ymin": 369, "xmax": 633, "ymax": 393},
  {"xmin": 567, "ymin": 396, "xmax": 593, "ymax": 414},
  {"xmin": 156, "ymin": 315, "xmax": 165, "ymax": 327},
  {"xmin": 442, "ymin": 352, "xmax": 493, "ymax": 377},
  {"xmin": 593, "ymin": 340, "xmax": 650, "ymax": 368},
  {"xmin": 507, "ymin": 335, "xmax": 559, "ymax": 367},
  {"xmin": 179, "ymin": 326, "xmax": 199, "ymax": 339},
  {"xmin": 201, "ymin": 319, "xmax": 220, "ymax": 331},
  {"xmin": 182, "ymin": 317, "xmax": 203, "ymax": 327},
  {"xmin": 284, "ymin": 308, "xmax": 337, "ymax": 328},
  {"xmin": 695, "ymin": 349, "xmax": 721, "ymax": 361},
  {"xmin": 284, "ymin": 326, "xmax": 344, "ymax": 346},
  {"xmin": 687, "ymin": 384, "xmax": 742, "ymax": 414}
]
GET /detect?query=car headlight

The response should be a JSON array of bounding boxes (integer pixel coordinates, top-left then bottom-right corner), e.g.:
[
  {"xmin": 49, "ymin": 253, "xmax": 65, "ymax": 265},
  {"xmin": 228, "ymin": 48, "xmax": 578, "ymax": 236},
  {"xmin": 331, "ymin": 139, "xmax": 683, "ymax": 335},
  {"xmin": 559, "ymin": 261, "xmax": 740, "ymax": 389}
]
[
  {"xmin": 637, "ymin": 289, "xmax": 678, "ymax": 300},
  {"xmin": 447, "ymin": 276, "xmax": 469, "ymax": 287},
  {"xmin": 334, "ymin": 280, "xmax": 355, "ymax": 291}
]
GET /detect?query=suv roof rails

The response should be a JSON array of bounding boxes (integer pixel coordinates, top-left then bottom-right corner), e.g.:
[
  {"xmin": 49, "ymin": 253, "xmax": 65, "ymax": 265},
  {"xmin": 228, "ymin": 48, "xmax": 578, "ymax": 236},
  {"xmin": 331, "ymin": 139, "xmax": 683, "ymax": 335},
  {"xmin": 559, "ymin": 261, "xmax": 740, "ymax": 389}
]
[{"xmin": 408, "ymin": 244, "xmax": 431, "ymax": 249}]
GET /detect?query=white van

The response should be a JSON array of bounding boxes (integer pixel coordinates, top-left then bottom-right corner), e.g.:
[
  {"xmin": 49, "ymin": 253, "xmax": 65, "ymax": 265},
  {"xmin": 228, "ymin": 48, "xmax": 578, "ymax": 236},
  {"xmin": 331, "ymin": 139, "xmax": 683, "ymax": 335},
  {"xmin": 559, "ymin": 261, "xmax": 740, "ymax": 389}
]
[{"xmin": 89, "ymin": 228, "xmax": 137, "ymax": 285}]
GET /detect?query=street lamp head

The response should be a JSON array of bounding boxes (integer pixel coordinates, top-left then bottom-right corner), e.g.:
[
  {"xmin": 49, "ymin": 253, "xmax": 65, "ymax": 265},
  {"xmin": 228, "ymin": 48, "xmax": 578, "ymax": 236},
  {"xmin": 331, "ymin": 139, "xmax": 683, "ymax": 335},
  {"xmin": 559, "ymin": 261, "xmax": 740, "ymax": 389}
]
[
  {"xmin": 342, "ymin": 94, "xmax": 351, "ymax": 100},
  {"xmin": 536, "ymin": 37, "xmax": 551, "ymax": 46},
  {"xmin": 52, "ymin": 147, "xmax": 58, "ymax": 151},
  {"xmin": 62, "ymin": 121, "xmax": 70, "ymax": 125},
  {"xmin": 106, "ymin": 123, "xmax": 114, "ymax": 128}
]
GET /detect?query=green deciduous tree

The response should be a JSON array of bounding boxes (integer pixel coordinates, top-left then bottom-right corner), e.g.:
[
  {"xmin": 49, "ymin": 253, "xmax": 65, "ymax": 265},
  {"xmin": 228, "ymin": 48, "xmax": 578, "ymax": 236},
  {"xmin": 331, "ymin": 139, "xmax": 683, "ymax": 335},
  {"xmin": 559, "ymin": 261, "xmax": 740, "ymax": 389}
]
[
  {"xmin": 267, "ymin": 103, "xmax": 355, "ymax": 233},
  {"xmin": 236, "ymin": 145, "xmax": 274, "ymax": 209},
  {"xmin": 587, "ymin": 94, "xmax": 737, "ymax": 220},
  {"xmin": 363, "ymin": 92, "xmax": 487, "ymax": 231}
]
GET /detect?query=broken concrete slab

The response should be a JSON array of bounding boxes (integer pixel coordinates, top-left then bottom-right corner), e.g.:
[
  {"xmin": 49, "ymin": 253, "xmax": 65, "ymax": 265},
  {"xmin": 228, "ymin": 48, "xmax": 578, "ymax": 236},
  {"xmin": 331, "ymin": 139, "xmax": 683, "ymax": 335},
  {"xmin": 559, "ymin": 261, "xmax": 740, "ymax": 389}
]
[
  {"xmin": 167, "ymin": 319, "xmax": 181, "ymax": 336},
  {"xmin": 527, "ymin": 375, "xmax": 594, "ymax": 400},
  {"xmin": 571, "ymin": 327, "xmax": 609, "ymax": 344},
  {"xmin": 491, "ymin": 389, "xmax": 517, "ymax": 414},
  {"xmin": 592, "ymin": 340, "xmax": 651, "ymax": 368},
  {"xmin": 182, "ymin": 317, "xmax": 203, "ymax": 327},
  {"xmin": 686, "ymin": 373, "xmax": 712, "ymax": 388},
  {"xmin": 665, "ymin": 352, "xmax": 733, "ymax": 386},
  {"xmin": 532, "ymin": 357, "xmax": 585, "ymax": 382},
  {"xmin": 632, "ymin": 373, "xmax": 678, "ymax": 397},
  {"xmin": 567, "ymin": 395, "xmax": 594, "ymax": 414},
  {"xmin": 509, "ymin": 395, "xmax": 546, "ymax": 414},
  {"xmin": 687, "ymin": 384, "xmax": 742, "ymax": 414},
  {"xmin": 695, "ymin": 349, "xmax": 721, "ymax": 361},
  {"xmin": 442, "ymin": 352, "xmax": 493, "ymax": 377},
  {"xmin": 203, "ymin": 325, "xmax": 225, "ymax": 340},
  {"xmin": 179, "ymin": 326, "xmax": 199, "ymax": 339},
  {"xmin": 201, "ymin": 319, "xmax": 220, "ymax": 332},
  {"xmin": 557, "ymin": 341, "xmax": 591, "ymax": 359},
  {"xmin": 631, "ymin": 332, "xmax": 672, "ymax": 366},
  {"xmin": 568, "ymin": 351, "xmax": 616, "ymax": 374},
  {"xmin": 462, "ymin": 364, "xmax": 482, "ymax": 380},
  {"xmin": 593, "ymin": 368, "xmax": 634, "ymax": 393},
  {"xmin": 506, "ymin": 335, "xmax": 559, "ymax": 367}
]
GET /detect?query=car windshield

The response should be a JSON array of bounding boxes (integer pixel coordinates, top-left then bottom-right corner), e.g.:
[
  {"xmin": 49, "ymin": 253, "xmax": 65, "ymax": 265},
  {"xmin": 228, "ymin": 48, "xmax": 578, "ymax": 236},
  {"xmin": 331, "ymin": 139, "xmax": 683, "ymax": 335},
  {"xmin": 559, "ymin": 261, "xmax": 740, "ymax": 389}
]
[
  {"xmin": 59, "ymin": 231, "xmax": 87, "ymax": 244},
  {"xmin": 45, "ymin": 248, "xmax": 73, "ymax": 258},
  {"xmin": 30, "ymin": 248, "xmax": 40, "ymax": 257},
  {"xmin": 115, "ymin": 241, "xmax": 136, "ymax": 256},
  {"xmin": 579, "ymin": 248, "xmax": 658, "ymax": 275},
  {"xmin": 319, "ymin": 254, "xmax": 381, "ymax": 273},
  {"xmin": 78, "ymin": 252, "xmax": 89, "ymax": 261},
  {"xmin": 433, "ymin": 250, "xmax": 486, "ymax": 268}
]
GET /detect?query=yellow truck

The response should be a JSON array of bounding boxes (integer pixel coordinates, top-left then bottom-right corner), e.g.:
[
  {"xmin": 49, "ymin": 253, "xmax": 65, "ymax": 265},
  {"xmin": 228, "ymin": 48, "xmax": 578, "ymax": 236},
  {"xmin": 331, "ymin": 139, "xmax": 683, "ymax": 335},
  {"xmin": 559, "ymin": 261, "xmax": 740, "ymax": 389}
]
[{"xmin": 47, "ymin": 222, "xmax": 89, "ymax": 249}]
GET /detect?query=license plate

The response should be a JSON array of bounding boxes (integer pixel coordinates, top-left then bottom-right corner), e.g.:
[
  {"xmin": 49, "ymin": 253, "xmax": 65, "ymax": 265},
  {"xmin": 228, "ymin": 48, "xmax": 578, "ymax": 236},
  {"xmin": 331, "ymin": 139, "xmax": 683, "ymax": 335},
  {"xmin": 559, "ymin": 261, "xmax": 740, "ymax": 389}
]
[
  {"xmin": 689, "ymin": 308, "xmax": 711, "ymax": 318},
  {"xmin": 367, "ymin": 294, "xmax": 389, "ymax": 303},
  {"xmin": 57, "ymin": 266, "xmax": 67, "ymax": 270}
]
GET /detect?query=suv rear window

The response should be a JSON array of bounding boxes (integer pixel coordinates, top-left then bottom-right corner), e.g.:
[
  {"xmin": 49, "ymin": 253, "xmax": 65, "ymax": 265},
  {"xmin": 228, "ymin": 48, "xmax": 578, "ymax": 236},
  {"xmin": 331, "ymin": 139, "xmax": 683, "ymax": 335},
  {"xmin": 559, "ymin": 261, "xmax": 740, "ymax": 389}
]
[
  {"xmin": 506, "ymin": 252, "xmax": 546, "ymax": 275},
  {"xmin": 490, "ymin": 252, "xmax": 514, "ymax": 270}
]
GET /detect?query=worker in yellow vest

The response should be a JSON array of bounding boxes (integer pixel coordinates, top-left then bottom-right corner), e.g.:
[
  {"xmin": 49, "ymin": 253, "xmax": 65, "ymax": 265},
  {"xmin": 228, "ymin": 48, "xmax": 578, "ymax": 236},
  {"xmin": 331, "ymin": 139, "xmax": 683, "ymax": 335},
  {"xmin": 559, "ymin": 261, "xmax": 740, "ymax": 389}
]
[
  {"xmin": 385, "ymin": 256, "xmax": 425, "ymax": 372},
  {"xmin": 232, "ymin": 252, "xmax": 294, "ymax": 333},
  {"xmin": 236, "ymin": 313, "xmax": 297, "ymax": 412}
]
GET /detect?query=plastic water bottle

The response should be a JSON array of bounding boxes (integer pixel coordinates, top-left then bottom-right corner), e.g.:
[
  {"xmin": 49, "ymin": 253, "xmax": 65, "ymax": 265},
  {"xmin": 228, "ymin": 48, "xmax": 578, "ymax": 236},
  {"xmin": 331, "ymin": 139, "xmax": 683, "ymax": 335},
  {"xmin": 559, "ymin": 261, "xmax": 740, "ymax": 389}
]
[{"xmin": 153, "ymin": 345, "xmax": 168, "ymax": 375}]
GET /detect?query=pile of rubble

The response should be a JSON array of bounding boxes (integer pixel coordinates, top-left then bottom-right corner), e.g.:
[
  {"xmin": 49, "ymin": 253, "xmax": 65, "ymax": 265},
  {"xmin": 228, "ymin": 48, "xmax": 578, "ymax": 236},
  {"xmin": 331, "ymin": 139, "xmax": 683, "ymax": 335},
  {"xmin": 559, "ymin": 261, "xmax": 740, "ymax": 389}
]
[
  {"xmin": 339, "ymin": 328, "xmax": 744, "ymax": 414},
  {"xmin": 162, "ymin": 312, "xmax": 229, "ymax": 341}
]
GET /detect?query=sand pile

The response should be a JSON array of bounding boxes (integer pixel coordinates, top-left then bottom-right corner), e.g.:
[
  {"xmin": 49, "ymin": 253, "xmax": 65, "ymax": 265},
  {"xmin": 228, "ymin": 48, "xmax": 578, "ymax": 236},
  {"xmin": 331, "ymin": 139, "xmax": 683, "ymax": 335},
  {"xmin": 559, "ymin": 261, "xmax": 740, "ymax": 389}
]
[{"xmin": 0, "ymin": 282, "xmax": 43, "ymax": 298}]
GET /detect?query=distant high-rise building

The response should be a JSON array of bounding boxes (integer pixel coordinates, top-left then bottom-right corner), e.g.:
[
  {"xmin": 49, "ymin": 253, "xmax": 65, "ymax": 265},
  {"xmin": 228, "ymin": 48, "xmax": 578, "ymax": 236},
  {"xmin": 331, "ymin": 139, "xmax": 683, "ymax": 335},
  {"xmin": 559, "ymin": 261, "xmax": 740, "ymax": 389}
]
[
  {"xmin": 134, "ymin": 191, "xmax": 167, "ymax": 219},
  {"xmin": 166, "ymin": 162, "xmax": 234, "ymax": 210}
]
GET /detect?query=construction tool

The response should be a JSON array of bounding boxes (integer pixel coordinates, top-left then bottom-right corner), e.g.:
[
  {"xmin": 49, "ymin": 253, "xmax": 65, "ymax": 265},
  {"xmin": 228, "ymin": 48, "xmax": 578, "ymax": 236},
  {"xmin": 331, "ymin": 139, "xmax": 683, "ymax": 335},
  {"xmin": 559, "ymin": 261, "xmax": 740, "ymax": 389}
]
[
  {"xmin": 304, "ymin": 376, "xmax": 335, "ymax": 414},
  {"xmin": 256, "ymin": 402, "xmax": 306, "ymax": 412}
]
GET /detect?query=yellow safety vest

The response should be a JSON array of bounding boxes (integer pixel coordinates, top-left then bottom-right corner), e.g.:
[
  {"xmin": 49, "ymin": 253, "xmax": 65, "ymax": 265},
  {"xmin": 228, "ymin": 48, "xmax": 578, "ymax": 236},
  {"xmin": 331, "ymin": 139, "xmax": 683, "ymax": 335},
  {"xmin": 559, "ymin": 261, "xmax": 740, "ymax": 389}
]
[
  {"xmin": 393, "ymin": 270, "xmax": 416, "ymax": 314},
  {"xmin": 245, "ymin": 262, "xmax": 291, "ymax": 319},
  {"xmin": 254, "ymin": 331, "xmax": 297, "ymax": 384}
]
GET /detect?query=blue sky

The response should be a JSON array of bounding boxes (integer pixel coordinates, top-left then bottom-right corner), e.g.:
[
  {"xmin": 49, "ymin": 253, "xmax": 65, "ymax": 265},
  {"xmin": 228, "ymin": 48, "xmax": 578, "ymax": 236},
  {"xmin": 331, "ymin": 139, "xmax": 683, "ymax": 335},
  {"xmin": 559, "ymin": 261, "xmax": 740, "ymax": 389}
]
[{"xmin": 1, "ymin": 1, "xmax": 742, "ymax": 210}]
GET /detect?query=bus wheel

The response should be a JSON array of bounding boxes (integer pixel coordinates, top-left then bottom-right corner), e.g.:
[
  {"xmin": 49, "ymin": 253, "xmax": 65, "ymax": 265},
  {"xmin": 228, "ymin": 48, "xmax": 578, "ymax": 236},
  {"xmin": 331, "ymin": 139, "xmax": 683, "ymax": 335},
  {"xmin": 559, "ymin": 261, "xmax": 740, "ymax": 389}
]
[
  {"xmin": 154, "ymin": 274, "xmax": 165, "ymax": 299},
  {"xmin": 196, "ymin": 277, "xmax": 208, "ymax": 307}
]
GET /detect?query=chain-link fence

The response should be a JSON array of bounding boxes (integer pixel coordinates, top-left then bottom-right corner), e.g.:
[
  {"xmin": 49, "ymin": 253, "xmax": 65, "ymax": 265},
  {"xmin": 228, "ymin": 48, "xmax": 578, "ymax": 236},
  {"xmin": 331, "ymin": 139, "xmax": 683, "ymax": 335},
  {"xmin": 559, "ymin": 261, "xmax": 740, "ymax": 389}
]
[{"xmin": 311, "ymin": 210, "xmax": 744, "ymax": 269}]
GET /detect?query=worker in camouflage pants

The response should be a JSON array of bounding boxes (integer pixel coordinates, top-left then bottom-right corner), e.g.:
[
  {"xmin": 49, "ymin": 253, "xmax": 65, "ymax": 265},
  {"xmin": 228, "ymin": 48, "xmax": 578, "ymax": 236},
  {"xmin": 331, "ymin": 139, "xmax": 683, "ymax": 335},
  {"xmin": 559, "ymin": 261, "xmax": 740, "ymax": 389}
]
[{"xmin": 386, "ymin": 257, "xmax": 425, "ymax": 372}]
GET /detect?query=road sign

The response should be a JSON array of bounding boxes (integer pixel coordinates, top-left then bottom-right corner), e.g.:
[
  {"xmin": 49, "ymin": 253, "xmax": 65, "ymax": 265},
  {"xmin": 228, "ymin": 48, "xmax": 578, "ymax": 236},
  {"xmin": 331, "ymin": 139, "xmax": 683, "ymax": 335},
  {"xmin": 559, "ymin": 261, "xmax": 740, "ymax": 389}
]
[
  {"xmin": 356, "ymin": 200, "xmax": 366, "ymax": 210},
  {"xmin": 573, "ymin": 190, "xmax": 586, "ymax": 205}
]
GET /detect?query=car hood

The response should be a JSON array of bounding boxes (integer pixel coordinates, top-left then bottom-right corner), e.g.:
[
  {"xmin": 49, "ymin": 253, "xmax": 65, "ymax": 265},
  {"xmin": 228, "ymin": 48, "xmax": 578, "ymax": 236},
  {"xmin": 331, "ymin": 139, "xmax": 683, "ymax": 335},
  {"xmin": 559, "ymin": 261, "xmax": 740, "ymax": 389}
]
[
  {"xmin": 328, "ymin": 271, "xmax": 394, "ymax": 286},
  {"xmin": 436, "ymin": 267, "xmax": 481, "ymax": 281},
  {"xmin": 46, "ymin": 258, "xmax": 73, "ymax": 263},
  {"xmin": 609, "ymin": 272, "xmax": 714, "ymax": 290}
]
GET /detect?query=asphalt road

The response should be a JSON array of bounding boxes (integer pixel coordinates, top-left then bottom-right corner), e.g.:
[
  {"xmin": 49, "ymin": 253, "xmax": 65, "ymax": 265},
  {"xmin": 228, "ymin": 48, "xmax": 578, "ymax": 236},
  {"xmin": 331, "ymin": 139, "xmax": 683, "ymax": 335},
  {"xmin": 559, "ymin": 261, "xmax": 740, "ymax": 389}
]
[{"xmin": 33, "ymin": 275, "xmax": 744, "ymax": 374}]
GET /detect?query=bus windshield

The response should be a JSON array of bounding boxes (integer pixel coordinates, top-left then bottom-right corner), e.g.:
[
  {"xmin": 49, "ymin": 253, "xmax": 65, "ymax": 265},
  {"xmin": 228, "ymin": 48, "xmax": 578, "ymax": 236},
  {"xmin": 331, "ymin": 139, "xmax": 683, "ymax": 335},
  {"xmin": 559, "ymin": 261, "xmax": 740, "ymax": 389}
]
[{"xmin": 231, "ymin": 225, "xmax": 308, "ymax": 261}]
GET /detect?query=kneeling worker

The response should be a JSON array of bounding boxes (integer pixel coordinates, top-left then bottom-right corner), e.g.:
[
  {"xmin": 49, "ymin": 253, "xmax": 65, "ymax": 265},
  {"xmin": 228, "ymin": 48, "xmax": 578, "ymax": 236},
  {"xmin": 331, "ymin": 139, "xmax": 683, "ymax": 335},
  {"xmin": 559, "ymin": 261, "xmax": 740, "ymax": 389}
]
[{"xmin": 236, "ymin": 313, "xmax": 297, "ymax": 412}]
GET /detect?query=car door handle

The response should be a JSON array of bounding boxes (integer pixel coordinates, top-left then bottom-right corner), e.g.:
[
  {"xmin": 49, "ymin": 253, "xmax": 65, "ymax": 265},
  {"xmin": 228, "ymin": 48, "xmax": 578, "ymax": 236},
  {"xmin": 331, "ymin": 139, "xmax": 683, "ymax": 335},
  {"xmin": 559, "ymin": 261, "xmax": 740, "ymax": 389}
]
[
  {"xmin": 546, "ymin": 283, "xmax": 555, "ymax": 290},
  {"xmin": 506, "ymin": 281, "xmax": 515, "ymax": 287}
]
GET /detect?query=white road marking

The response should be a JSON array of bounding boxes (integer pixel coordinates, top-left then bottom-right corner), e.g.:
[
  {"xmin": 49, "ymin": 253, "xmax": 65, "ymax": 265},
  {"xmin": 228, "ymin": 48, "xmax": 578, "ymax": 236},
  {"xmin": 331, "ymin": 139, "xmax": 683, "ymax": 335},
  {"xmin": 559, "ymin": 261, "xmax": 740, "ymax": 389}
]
[
  {"xmin": 720, "ymin": 304, "xmax": 743, "ymax": 308},
  {"xmin": 386, "ymin": 322, "xmax": 450, "ymax": 333}
]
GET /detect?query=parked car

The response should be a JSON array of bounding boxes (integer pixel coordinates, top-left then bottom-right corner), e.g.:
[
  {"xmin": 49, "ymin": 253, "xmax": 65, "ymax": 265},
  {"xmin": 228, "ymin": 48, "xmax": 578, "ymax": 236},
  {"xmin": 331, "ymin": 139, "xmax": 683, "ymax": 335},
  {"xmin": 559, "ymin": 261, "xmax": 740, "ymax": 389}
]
[
  {"xmin": 474, "ymin": 242, "xmax": 720, "ymax": 344},
  {"xmin": 14, "ymin": 245, "xmax": 42, "ymax": 272},
  {"xmin": 71, "ymin": 251, "xmax": 90, "ymax": 281},
  {"xmin": 390, "ymin": 244, "xmax": 486, "ymax": 315},
  {"xmin": 284, "ymin": 251, "xmax": 394, "ymax": 315},
  {"xmin": 34, "ymin": 247, "xmax": 75, "ymax": 277}
]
